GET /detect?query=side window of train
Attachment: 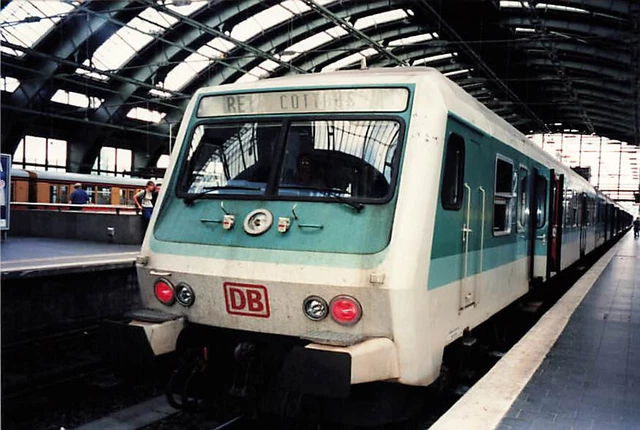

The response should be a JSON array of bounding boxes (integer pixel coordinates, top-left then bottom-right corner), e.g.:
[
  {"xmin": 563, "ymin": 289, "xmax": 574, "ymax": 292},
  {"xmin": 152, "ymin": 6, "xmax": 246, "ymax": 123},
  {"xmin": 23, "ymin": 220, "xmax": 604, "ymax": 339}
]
[
  {"xmin": 536, "ymin": 176, "xmax": 547, "ymax": 228},
  {"xmin": 517, "ymin": 166, "xmax": 528, "ymax": 232},
  {"xmin": 564, "ymin": 189, "xmax": 573, "ymax": 227},
  {"xmin": 440, "ymin": 133, "xmax": 465, "ymax": 210},
  {"xmin": 493, "ymin": 156, "xmax": 514, "ymax": 235}
]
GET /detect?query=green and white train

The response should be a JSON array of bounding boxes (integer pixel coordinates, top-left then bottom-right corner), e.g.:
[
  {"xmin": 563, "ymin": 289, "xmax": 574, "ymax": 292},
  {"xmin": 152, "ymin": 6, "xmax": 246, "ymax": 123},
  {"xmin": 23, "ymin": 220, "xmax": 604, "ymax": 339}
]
[{"xmin": 115, "ymin": 68, "xmax": 632, "ymax": 417}]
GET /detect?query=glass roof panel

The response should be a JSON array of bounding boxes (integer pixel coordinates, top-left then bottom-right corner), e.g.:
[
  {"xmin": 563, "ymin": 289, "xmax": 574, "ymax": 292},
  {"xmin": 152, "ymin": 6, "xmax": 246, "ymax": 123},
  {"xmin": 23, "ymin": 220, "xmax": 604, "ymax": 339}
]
[
  {"xmin": 0, "ymin": 0, "xmax": 79, "ymax": 56},
  {"xmin": 127, "ymin": 107, "xmax": 166, "ymax": 123},
  {"xmin": 279, "ymin": 26, "xmax": 348, "ymax": 62},
  {"xmin": 515, "ymin": 27, "xmax": 536, "ymax": 33},
  {"xmin": 51, "ymin": 89, "xmax": 103, "ymax": 109},
  {"xmin": 161, "ymin": 37, "xmax": 235, "ymax": 91},
  {"xmin": 76, "ymin": 7, "xmax": 178, "ymax": 79},
  {"xmin": 149, "ymin": 88, "xmax": 174, "ymax": 98},
  {"xmin": 536, "ymin": 3, "xmax": 589, "ymax": 14},
  {"xmin": 235, "ymin": 60, "xmax": 280, "ymax": 84},
  {"xmin": 164, "ymin": 0, "xmax": 208, "ymax": 16},
  {"xmin": 499, "ymin": 1, "xmax": 527, "ymax": 8},
  {"xmin": 1, "ymin": 76, "xmax": 20, "ymax": 92},
  {"xmin": 234, "ymin": 73, "xmax": 260, "ymax": 84},
  {"xmin": 322, "ymin": 47, "xmax": 379, "ymax": 72},
  {"xmin": 354, "ymin": 9, "xmax": 408, "ymax": 31},
  {"xmin": 443, "ymin": 68, "xmax": 472, "ymax": 77},
  {"xmin": 388, "ymin": 33, "xmax": 433, "ymax": 47},
  {"xmin": 413, "ymin": 52, "xmax": 455, "ymax": 66},
  {"xmin": 230, "ymin": 1, "xmax": 311, "ymax": 43}
]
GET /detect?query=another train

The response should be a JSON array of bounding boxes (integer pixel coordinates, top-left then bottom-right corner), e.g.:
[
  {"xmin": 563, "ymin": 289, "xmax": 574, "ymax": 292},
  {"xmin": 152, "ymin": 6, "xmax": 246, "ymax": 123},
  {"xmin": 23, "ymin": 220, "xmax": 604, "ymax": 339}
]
[
  {"xmin": 112, "ymin": 68, "xmax": 632, "ymax": 420},
  {"xmin": 10, "ymin": 169, "xmax": 148, "ymax": 206}
]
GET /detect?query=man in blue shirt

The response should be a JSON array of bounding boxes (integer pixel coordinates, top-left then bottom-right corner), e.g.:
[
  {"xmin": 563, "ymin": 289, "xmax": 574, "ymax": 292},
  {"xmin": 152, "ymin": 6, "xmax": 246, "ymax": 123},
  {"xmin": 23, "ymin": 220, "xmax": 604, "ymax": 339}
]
[{"xmin": 69, "ymin": 183, "xmax": 89, "ymax": 209}]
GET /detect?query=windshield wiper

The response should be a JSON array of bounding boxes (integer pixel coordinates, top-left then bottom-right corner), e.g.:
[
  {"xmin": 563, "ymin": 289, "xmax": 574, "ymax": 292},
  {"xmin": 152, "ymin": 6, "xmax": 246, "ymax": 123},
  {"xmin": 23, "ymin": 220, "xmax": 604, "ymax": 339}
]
[
  {"xmin": 278, "ymin": 185, "xmax": 364, "ymax": 213},
  {"xmin": 183, "ymin": 185, "xmax": 261, "ymax": 206}
]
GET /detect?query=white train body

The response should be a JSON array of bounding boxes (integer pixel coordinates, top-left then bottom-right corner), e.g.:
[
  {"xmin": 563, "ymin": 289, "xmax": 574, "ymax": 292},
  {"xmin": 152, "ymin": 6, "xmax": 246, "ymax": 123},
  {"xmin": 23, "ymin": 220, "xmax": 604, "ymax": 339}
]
[{"xmin": 128, "ymin": 68, "xmax": 630, "ymax": 396}]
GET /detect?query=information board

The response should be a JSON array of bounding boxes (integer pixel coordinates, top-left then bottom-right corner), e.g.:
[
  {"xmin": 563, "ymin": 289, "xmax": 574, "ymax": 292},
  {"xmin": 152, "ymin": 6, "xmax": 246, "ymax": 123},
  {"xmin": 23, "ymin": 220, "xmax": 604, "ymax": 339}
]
[{"xmin": 197, "ymin": 88, "xmax": 409, "ymax": 117}]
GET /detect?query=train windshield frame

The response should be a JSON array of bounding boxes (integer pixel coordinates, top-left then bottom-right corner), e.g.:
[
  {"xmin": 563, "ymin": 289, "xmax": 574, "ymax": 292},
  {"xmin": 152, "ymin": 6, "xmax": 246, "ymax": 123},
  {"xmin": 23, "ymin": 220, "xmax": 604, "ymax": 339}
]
[{"xmin": 176, "ymin": 116, "xmax": 406, "ymax": 205}]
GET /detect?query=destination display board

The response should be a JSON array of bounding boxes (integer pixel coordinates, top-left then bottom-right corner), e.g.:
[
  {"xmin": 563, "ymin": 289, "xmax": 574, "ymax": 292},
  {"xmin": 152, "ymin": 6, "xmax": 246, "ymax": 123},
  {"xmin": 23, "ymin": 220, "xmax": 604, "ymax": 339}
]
[{"xmin": 197, "ymin": 88, "xmax": 409, "ymax": 117}]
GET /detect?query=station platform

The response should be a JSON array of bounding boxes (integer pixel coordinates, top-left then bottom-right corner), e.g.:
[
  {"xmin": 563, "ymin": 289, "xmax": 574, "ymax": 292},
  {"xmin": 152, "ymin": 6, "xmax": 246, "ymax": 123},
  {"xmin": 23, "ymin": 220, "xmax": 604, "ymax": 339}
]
[
  {"xmin": 1, "ymin": 236, "xmax": 139, "ymax": 279},
  {"xmin": 431, "ymin": 231, "xmax": 639, "ymax": 430}
]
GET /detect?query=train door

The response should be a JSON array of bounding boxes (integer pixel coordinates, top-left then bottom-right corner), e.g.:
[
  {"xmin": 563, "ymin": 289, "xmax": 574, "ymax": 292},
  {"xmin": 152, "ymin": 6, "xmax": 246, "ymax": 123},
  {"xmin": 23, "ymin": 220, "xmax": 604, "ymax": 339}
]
[
  {"xmin": 459, "ymin": 136, "xmax": 482, "ymax": 311},
  {"xmin": 517, "ymin": 165, "xmax": 531, "ymax": 277},
  {"xmin": 579, "ymin": 193, "xmax": 587, "ymax": 257},
  {"xmin": 529, "ymin": 167, "xmax": 549, "ymax": 281},
  {"xmin": 604, "ymin": 203, "xmax": 609, "ymax": 241},
  {"xmin": 547, "ymin": 171, "xmax": 564, "ymax": 277}
]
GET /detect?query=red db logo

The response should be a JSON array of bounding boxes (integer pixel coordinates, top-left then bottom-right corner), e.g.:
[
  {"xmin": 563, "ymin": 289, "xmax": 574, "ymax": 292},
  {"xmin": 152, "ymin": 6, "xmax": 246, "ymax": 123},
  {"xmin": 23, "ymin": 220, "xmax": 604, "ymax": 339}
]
[{"xmin": 223, "ymin": 282, "xmax": 270, "ymax": 318}]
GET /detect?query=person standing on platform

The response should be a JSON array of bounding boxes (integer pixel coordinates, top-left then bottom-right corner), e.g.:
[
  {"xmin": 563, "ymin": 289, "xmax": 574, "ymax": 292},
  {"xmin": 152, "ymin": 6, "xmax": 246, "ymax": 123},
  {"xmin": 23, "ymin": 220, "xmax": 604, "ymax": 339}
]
[
  {"xmin": 633, "ymin": 217, "xmax": 640, "ymax": 239},
  {"xmin": 68, "ymin": 183, "xmax": 89, "ymax": 210},
  {"xmin": 134, "ymin": 181, "xmax": 158, "ymax": 227}
]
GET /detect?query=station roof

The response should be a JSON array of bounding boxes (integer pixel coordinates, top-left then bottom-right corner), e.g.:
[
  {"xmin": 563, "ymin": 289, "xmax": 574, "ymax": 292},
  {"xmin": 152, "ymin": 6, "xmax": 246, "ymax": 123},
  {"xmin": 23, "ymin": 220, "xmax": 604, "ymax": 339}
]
[{"xmin": 1, "ymin": 0, "xmax": 638, "ymax": 167}]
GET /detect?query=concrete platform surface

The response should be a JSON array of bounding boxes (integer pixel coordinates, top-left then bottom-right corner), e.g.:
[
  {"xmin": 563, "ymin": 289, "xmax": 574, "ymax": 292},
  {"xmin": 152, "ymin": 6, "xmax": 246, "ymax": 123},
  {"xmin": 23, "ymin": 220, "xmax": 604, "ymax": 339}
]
[
  {"xmin": 498, "ymin": 234, "xmax": 640, "ymax": 430},
  {"xmin": 431, "ymin": 232, "xmax": 639, "ymax": 430},
  {"xmin": 1, "ymin": 237, "xmax": 140, "ymax": 278}
]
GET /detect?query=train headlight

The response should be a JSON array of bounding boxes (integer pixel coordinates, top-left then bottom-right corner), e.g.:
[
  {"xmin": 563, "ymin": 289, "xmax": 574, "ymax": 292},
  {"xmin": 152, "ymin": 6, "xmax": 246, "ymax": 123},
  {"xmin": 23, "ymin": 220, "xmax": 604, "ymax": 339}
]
[
  {"xmin": 176, "ymin": 283, "xmax": 195, "ymax": 307},
  {"xmin": 330, "ymin": 295, "xmax": 362, "ymax": 325},
  {"xmin": 303, "ymin": 296, "xmax": 329, "ymax": 321},
  {"xmin": 154, "ymin": 279, "xmax": 175, "ymax": 306}
]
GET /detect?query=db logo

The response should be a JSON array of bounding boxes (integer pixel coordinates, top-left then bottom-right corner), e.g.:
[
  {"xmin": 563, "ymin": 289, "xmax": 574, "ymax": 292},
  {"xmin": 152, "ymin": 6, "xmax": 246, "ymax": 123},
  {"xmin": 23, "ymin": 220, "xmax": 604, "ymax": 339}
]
[{"xmin": 223, "ymin": 282, "xmax": 270, "ymax": 318}]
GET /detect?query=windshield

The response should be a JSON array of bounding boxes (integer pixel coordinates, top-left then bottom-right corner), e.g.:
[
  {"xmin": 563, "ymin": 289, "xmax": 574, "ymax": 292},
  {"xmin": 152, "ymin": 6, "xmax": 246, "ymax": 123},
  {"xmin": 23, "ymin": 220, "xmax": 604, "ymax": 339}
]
[{"xmin": 178, "ymin": 118, "xmax": 402, "ymax": 201}]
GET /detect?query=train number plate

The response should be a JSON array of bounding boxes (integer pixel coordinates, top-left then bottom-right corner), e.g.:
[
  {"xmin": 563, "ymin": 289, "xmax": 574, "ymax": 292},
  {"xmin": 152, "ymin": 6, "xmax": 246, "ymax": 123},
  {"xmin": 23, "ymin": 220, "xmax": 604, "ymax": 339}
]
[{"xmin": 223, "ymin": 282, "xmax": 271, "ymax": 318}]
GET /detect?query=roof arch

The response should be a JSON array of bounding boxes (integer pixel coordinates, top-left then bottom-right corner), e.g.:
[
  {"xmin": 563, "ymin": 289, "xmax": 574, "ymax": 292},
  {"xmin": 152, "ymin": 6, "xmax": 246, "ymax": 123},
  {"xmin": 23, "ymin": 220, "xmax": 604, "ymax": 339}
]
[{"xmin": 0, "ymin": 0, "xmax": 638, "ymax": 170}]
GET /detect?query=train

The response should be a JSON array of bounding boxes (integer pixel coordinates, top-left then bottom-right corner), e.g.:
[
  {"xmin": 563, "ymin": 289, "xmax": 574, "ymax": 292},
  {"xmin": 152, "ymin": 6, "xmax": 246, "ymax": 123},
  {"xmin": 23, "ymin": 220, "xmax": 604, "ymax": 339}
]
[
  {"xmin": 109, "ymin": 68, "xmax": 632, "ymax": 421},
  {"xmin": 10, "ymin": 169, "xmax": 149, "ymax": 206}
]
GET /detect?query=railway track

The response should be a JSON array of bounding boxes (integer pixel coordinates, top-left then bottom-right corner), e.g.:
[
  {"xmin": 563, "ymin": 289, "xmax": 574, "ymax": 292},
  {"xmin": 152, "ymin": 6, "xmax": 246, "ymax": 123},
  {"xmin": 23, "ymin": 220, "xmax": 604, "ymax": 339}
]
[{"xmin": 1, "ymin": 325, "xmax": 107, "ymax": 402}]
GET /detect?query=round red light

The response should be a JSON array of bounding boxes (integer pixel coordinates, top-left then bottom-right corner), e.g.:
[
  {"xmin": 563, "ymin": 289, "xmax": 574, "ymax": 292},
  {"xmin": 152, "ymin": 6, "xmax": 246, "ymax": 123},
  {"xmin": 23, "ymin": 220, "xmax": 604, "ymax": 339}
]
[
  {"xmin": 330, "ymin": 296, "xmax": 362, "ymax": 325},
  {"xmin": 154, "ymin": 279, "xmax": 175, "ymax": 305}
]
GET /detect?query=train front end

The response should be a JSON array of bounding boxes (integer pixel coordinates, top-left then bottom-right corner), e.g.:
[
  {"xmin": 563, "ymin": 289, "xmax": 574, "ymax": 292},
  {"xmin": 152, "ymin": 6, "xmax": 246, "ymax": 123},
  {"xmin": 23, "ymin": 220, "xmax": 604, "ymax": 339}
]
[{"xmin": 124, "ymin": 73, "xmax": 445, "ymax": 413}]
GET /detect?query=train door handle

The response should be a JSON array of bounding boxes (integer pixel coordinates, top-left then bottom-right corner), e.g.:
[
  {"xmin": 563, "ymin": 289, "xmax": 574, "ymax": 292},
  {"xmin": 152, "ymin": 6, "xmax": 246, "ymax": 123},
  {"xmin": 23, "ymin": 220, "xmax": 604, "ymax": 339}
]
[
  {"xmin": 536, "ymin": 234, "xmax": 546, "ymax": 244},
  {"xmin": 462, "ymin": 225, "xmax": 472, "ymax": 242}
]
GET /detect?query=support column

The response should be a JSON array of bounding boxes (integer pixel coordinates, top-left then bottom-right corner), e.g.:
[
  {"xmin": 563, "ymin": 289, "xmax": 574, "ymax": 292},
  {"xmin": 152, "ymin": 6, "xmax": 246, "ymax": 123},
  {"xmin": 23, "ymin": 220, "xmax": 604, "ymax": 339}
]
[
  {"xmin": 133, "ymin": 151, "xmax": 153, "ymax": 173},
  {"xmin": 67, "ymin": 141, "xmax": 99, "ymax": 173}
]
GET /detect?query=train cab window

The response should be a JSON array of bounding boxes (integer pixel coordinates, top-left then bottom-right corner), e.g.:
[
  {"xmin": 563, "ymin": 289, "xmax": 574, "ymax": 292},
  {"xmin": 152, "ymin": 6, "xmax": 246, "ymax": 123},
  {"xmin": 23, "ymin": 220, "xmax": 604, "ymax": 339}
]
[
  {"xmin": 440, "ymin": 133, "xmax": 465, "ymax": 210},
  {"xmin": 493, "ymin": 156, "xmax": 515, "ymax": 235},
  {"xmin": 277, "ymin": 120, "xmax": 400, "ymax": 200},
  {"xmin": 180, "ymin": 122, "xmax": 281, "ymax": 196},
  {"xmin": 517, "ymin": 166, "xmax": 528, "ymax": 232},
  {"xmin": 535, "ymin": 176, "xmax": 547, "ymax": 228}
]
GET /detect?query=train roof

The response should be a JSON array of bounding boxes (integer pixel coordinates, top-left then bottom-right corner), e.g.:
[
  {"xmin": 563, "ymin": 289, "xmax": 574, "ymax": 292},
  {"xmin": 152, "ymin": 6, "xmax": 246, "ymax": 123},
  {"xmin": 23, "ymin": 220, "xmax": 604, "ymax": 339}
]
[{"xmin": 11, "ymin": 168, "xmax": 150, "ymax": 187}]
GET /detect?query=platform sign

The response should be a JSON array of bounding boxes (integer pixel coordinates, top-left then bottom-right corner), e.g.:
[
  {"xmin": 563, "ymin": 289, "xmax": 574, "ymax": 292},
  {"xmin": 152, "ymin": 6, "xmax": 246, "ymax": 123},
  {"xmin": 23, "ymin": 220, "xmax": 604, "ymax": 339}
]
[{"xmin": 1, "ymin": 154, "xmax": 11, "ymax": 231}]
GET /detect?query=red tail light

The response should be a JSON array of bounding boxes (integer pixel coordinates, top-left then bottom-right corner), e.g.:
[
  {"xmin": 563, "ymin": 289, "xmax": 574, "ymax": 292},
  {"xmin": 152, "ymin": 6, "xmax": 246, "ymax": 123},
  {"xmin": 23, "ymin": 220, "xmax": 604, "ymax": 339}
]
[
  {"xmin": 154, "ymin": 279, "xmax": 175, "ymax": 305},
  {"xmin": 330, "ymin": 295, "xmax": 362, "ymax": 325}
]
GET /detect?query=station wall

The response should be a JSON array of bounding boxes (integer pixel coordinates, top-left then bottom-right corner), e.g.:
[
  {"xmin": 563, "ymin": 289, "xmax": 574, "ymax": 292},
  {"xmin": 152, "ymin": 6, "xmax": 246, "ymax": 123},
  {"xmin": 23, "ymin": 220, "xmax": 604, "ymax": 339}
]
[{"xmin": 9, "ymin": 209, "xmax": 145, "ymax": 244}]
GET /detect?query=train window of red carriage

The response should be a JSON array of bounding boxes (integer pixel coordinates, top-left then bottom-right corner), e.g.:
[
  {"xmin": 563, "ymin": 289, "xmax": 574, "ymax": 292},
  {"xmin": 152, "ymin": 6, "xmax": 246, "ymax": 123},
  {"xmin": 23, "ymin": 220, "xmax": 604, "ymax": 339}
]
[
  {"xmin": 49, "ymin": 185, "xmax": 58, "ymax": 203},
  {"xmin": 493, "ymin": 156, "xmax": 514, "ymax": 235},
  {"xmin": 535, "ymin": 176, "xmax": 547, "ymax": 228},
  {"xmin": 441, "ymin": 133, "xmax": 465, "ymax": 210},
  {"xmin": 60, "ymin": 185, "xmax": 68, "ymax": 204}
]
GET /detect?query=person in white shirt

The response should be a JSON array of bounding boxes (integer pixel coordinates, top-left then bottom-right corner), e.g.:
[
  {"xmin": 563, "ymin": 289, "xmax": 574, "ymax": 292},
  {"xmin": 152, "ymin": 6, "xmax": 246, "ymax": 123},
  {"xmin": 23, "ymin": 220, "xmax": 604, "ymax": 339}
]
[{"xmin": 134, "ymin": 181, "xmax": 158, "ymax": 226}]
